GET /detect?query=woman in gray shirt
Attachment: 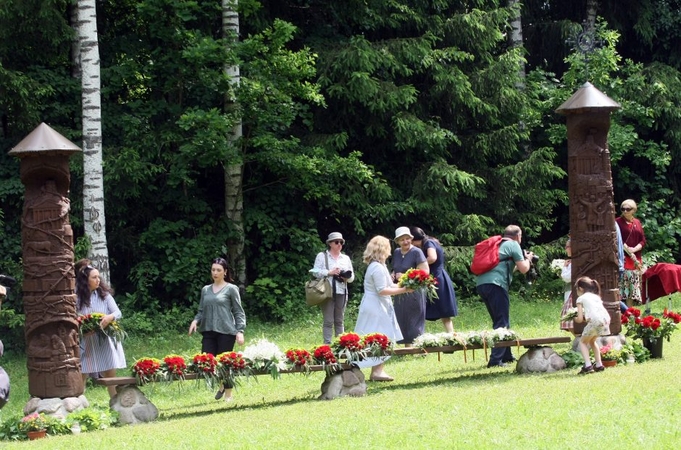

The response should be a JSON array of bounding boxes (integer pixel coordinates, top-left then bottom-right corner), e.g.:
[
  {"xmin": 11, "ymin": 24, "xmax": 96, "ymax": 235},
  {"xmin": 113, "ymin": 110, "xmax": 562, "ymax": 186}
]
[{"xmin": 189, "ymin": 257, "xmax": 246, "ymax": 402}]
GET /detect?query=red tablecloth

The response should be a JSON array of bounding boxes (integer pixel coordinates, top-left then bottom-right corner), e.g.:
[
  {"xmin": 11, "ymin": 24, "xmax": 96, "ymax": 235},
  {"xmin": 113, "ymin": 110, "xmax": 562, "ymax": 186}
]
[{"xmin": 642, "ymin": 263, "xmax": 681, "ymax": 303}]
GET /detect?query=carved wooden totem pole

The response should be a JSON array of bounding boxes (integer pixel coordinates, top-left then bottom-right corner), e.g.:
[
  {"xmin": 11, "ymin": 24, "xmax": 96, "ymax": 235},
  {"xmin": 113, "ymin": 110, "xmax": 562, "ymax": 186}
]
[
  {"xmin": 9, "ymin": 123, "xmax": 84, "ymax": 398},
  {"xmin": 556, "ymin": 82, "xmax": 622, "ymax": 335}
]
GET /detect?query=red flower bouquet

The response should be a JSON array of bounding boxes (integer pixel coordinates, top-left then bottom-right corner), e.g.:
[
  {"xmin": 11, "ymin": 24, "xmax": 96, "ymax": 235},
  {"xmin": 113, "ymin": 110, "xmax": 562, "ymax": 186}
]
[
  {"xmin": 161, "ymin": 354, "xmax": 187, "ymax": 381},
  {"xmin": 622, "ymin": 307, "xmax": 681, "ymax": 343},
  {"xmin": 312, "ymin": 344, "xmax": 341, "ymax": 375},
  {"xmin": 398, "ymin": 268, "xmax": 438, "ymax": 300},
  {"xmin": 285, "ymin": 348, "xmax": 312, "ymax": 371},
  {"xmin": 217, "ymin": 351, "xmax": 251, "ymax": 386},
  {"xmin": 131, "ymin": 357, "xmax": 162, "ymax": 384},
  {"xmin": 362, "ymin": 332, "xmax": 393, "ymax": 357},
  {"xmin": 189, "ymin": 352, "xmax": 217, "ymax": 374},
  {"xmin": 332, "ymin": 332, "xmax": 366, "ymax": 363}
]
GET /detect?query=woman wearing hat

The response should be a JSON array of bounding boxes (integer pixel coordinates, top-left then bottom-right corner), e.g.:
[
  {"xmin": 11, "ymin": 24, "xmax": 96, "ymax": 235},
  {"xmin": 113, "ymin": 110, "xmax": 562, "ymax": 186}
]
[
  {"xmin": 391, "ymin": 226, "xmax": 429, "ymax": 345},
  {"xmin": 312, "ymin": 232, "xmax": 355, "ymax": 344}
]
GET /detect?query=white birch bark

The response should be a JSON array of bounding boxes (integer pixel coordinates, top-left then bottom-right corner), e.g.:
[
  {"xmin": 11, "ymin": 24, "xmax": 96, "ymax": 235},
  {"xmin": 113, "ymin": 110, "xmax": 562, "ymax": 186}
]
[
  {"xmin": 223, "ymin": 0, "xmax": 246, "ymax": 289},
  {"xmin": 508, "ymin": 0, "xmax": 526, "ymax": 88},
  {"xmin": 585, "ymin": 0, "xmax": 598, "ymax": 34},
  {"xmin": 79, "ymin": 0, "xmax": 111, "ymax": 283}
]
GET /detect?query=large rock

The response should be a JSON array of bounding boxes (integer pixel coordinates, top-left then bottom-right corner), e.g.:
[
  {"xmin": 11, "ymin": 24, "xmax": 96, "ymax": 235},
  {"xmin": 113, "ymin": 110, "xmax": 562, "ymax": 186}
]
[
  {"xmin": 516, "ymin": 346, "xmax": 567, "ymax": 373},
  {"xmin": 318, "ymin": 368, "xmax": 367, "ymax": 400},
  {"xmin": 110, "ymin": 385, "xmax": 159, "ymax": 424}
]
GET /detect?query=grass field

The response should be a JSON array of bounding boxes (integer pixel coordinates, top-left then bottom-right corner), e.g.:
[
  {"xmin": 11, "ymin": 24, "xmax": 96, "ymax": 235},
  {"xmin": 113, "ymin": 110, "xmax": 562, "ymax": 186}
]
[{"xmin": 1, "ymin": 294, "xmax": 680, "ymax": 449}]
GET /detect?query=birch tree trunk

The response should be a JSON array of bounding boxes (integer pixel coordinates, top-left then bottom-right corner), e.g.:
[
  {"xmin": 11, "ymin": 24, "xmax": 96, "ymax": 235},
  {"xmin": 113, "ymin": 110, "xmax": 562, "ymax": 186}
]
[
  {"xmin": 585, "ymin": 0, "xmax": 598, "ymax": 34},
  {"xmin": 222, "ymin": 0, "xmax": 246, "ymax": 289},
  {"xmin": 508, "ymin": 0, "xmax": 526, "ymax": 88},
  {"xmin": 79, "ymin": 0, "xmax": 110, "ymax": 282}
]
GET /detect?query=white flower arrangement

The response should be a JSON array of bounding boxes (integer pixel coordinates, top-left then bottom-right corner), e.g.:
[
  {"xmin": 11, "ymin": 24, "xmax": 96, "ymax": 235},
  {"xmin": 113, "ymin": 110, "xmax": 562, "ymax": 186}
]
[
  {"xmin": 242, "ymin": 338, "xmax": 287, "ymax": 378},
  {"xmin": 489, "ymin": 327, "xmax": 519, "ymax": 342},
  {"xmin": 414, "ymin": 329, "xmax": 519, "ymax": 349},
  {"xmin": 550, "ymin": 259, "xmax": 565, "ymax": 276}
]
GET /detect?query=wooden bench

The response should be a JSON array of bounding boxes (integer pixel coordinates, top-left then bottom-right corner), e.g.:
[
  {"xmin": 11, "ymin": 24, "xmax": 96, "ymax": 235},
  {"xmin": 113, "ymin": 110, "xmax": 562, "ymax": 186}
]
[{"xmin": 95, "ymin": 336, "xmax": 570, "ymax": 388}]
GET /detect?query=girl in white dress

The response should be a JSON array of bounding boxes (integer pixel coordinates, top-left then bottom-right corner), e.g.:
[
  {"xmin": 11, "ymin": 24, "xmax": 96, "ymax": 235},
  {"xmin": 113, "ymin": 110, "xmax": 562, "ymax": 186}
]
[
  {"xmin": 574, "ymin": 276, "xmax": 611, "ymax": 375},
  {"xmin": 354, "ymin": 236, "xmax": 411, "ymax": 381}
]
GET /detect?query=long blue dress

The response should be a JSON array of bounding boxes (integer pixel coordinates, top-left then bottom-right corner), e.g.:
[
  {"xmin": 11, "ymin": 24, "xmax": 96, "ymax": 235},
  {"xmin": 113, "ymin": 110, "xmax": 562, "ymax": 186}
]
[
  {"xmin": 423, "ymin": 239, "xmax": 458, "ymax": 320},
  {"xmin": 391, "ymin": 246, "xmax": 427, "ymax": 344}
]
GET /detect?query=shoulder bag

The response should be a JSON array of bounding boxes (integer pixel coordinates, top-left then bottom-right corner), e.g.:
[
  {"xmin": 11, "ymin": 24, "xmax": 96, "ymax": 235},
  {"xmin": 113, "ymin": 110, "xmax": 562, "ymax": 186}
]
[{"xmin": 305, "ymin": 252, "xmax": 332, "ymax": 306}]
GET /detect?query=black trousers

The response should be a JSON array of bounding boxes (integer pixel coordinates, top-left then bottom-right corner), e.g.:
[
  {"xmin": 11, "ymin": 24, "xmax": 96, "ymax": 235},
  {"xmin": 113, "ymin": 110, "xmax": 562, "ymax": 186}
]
[{"xmin": 201, "ymin": 331, "xmax": 237, "ymax": 388}]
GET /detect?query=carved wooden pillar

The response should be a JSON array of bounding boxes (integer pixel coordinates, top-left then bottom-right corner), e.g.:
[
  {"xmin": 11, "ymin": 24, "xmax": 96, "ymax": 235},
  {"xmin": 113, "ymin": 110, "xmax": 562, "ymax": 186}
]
[
  {"xmin": 556, "ymin": 82, "xmax": 622, "ymax": 335},
  {"xmin": 9, "ymin": 123, "xmax": 84, "ymax": 398}
]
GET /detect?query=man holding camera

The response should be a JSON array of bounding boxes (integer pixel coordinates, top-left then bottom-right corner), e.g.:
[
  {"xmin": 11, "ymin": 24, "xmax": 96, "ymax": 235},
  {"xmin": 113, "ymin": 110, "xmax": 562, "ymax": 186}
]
[
  {"xmin": 476, "ymin": 225, "xmax": 534, "ymax": 368},
  {"xmin": 312, "ymin": 232, "xmax": 355, "ymax": 344}
]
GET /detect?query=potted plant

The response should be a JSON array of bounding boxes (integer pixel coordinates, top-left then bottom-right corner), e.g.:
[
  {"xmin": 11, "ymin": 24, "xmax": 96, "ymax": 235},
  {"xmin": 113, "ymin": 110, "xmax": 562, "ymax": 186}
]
[
  {"xmin": 599, "ymin": 345, "xmax": 621, "ymax": 367},
  {"xmin": 621, "ymin": 308, "xmax": 681, "ymax": 358},
  {"xmin": 19, "ymin": 412, "xmax": 48, "ymax": 440}
]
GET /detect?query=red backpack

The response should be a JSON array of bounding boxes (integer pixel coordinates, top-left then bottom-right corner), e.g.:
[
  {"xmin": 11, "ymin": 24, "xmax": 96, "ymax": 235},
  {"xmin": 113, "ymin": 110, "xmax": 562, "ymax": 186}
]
[{"xmin": 470, "ymin": 235, "xmax": 509, "ymax": 275}]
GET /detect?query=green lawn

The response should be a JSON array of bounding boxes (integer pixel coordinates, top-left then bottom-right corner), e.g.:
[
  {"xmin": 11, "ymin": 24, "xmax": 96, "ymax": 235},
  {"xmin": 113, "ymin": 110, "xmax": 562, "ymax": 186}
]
[{"xmin": 1, "ymin": 295, "xmax": 680, "ymax": 449}]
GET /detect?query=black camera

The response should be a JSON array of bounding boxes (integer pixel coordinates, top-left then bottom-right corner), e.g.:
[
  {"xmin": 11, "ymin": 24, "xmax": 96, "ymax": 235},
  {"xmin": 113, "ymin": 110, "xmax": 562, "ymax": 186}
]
[
  {"xmin": 525, "ymin": 253, "xmax": 539, "ymax": 284},
  {"xmin": 0, "ymin": 274, "xmax": 15, "ymax": 288},
  {"xmin": 334, "ymin": 270, "xmax": 352, "ymax": 281}
]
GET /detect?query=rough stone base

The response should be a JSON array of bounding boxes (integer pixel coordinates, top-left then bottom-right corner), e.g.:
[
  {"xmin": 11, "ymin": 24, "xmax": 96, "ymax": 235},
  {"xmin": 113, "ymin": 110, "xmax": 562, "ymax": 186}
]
[
  {"xmin": 110, "ymin": 385, "xmax": 159, "ymax": 424},
  {"xmin": 516, "ymin": 346, "xmax": 567, "ymax": 373},
  {"xmin": 571, "ymin": 334, "xmax": 626, "ymax": 352},
  {"xmin": 318, "ymin": 368, "xmax": 367, "ymax": 400},
  {"xmin": 24, "ymin": 395, "xmax": 89, "ymax": 419}
]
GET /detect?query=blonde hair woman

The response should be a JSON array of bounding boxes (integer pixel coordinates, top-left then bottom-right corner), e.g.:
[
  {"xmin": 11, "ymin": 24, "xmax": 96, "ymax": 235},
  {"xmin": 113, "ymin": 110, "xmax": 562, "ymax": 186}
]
[{"xmin": 354, "ymin": 236, "xmax": 411, "ymax": 381}]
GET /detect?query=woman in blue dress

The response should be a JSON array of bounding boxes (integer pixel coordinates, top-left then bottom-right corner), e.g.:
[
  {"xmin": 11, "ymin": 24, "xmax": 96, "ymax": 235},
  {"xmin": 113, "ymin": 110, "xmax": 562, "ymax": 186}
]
[
  {"xmin": 410, "ymin": 227, "xmax": 458, "ymax": 333},
  {"xmin": 76, "ymin": 264, "xmax": 126, "ymax": 398},
  {"xmin": 391, "ymin": 227, "xmax": 429, "ymax": 345}
]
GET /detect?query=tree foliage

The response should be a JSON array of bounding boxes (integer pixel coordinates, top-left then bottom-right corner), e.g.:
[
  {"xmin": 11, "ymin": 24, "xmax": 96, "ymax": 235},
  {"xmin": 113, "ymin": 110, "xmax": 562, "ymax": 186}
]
[{"xmin": 0, "ymin": 0, "xmax": 680, "ymax": 325}]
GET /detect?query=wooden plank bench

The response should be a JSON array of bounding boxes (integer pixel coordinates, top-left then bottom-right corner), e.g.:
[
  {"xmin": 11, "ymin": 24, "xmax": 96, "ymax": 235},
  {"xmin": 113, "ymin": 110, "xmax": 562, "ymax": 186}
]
[{"xmin": 95, "ymin": 336, "xmax": 570, "ymax": 388}]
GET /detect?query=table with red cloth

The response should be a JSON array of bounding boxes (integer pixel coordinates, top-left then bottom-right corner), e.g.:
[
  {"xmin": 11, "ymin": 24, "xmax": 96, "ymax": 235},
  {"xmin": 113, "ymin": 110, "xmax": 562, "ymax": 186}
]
[{"xmin": 642, "ymin": 263, "xmax": 681, "ymax": 303}]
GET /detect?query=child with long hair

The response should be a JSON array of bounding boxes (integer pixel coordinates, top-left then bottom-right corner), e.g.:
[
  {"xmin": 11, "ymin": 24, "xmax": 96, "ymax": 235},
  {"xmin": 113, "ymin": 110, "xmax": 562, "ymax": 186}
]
[{"xmin": 574, "ymin": 276, "xmax": 611, "ymax": 374}]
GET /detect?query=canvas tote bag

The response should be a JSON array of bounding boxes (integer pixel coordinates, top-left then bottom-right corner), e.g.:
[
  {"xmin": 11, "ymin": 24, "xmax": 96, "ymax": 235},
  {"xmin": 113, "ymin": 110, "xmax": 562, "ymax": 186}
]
[{"xmin": 305, "ymin": 253, "xmax": 332, "ymax": 306}]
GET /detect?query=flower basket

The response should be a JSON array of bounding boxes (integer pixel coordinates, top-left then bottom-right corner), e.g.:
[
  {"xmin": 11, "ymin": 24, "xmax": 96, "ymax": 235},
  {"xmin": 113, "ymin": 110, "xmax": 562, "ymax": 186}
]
[
  {"xmin": 27, "ymin": 429, "xmax": 47, "ymax": 440},
  {"xmin": 18, "ymin": 413, "xmax": 48, "ymax": 434},
  {"xmin": 398, "ymin": 268, "xmax": 438, "ymax": 301},
  {"xmin": 599, "ymin": 344, "xmax": 621, "ymax": 364}
]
